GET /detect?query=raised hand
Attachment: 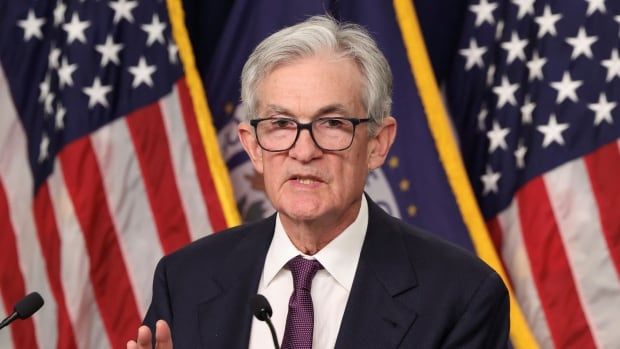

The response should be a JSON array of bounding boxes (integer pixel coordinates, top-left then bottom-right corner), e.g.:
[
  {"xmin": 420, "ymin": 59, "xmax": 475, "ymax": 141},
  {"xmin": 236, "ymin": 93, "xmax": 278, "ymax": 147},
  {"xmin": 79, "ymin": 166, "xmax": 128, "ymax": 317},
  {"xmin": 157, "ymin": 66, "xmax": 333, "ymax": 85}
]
[{"xmin": 126, "ymin": 320, "xmax": 173, "ymax": 349}]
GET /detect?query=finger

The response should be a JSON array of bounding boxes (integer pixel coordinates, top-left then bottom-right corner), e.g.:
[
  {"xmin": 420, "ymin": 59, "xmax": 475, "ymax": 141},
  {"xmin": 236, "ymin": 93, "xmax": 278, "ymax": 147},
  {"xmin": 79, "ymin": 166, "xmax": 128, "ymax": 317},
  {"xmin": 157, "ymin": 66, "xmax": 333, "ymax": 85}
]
[
  {"xmin": 126, "ymin": 340, "xmax": 138, "ymax": 349},
  {"xmin": 155, "ymin": 320, "xmax": 173, "ymax": 349},
  {"xmin": 136, "ymin": 325, "xmax": 153, "ymax": 349}
]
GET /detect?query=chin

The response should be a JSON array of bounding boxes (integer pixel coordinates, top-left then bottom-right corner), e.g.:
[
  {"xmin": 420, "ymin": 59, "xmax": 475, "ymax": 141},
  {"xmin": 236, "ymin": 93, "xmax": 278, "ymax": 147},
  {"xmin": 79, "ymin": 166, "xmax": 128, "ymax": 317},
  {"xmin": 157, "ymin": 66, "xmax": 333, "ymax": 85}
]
[{"xmin": 279, "ymin": 199, "xmax": 326, "ymax": 221}]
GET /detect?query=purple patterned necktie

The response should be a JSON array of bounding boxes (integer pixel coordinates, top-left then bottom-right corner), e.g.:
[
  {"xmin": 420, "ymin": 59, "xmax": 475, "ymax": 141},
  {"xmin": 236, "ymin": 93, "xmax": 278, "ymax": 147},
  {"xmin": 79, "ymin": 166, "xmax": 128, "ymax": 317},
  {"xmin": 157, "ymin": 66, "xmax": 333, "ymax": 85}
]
[{"xmin": 281, "ymin": 255, "xmax": 323, "ymax": 349}]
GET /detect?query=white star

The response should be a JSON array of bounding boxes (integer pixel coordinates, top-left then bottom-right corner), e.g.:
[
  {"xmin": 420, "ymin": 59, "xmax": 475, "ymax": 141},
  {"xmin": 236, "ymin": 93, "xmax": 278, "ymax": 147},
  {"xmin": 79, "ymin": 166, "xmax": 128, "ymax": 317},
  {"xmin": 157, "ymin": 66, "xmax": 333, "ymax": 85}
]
[
  {"xmin": 486, "ymin": 121, "xmax": 510, "ymax": 153},
  {"xmin": 585, "ymin": 0, "xmax": 606, "ymax": 16},
  {"xmin": 601, "ymin": 49, "xmax": 620, "ymax": 82},
  {"xmin": 55, "ymin": 103, "xmax": 66, "ymax": 130},
  {"xmin": 481, "ymin": 166, "xmax": 501, "ymax": 195},
  {"xmin": 63, "ymin": 13, "xmax": 90, "ymax": 44},
  {"xmin": 58, "ymin": 57, "xmax": 77, "ymax": 88},
  {"xmin": 83, "ymin": 77, "xmax": 112, "ymax": 108},
  {"xmin": 141, "ymin": 14, "xmax": 166, "ymax": 46},
  {"xmin": 588, "ymin": 93, "xmax": 616, "ymax": 126},
  {"xmin": 109, "ymin": 0, "xmax": 138, "ymax": 23},
  {"xmin": 478, "ymin": 104, "xmax": 488, "ymax": 131},
  {"xmin": 486, "ymin": 64, "xmax": 496, "ymax": 86},
  {"xmin": 48, "ymin": 46, "xmax": 61, "ymax": 69},
  {"xmin": 520, "ymin": 95, "xmax": 535, "ymax": 124},
  {"xmin": 537, "ymin": 114, "xmax": 569, "ymax": 147},
  {"xmin": 550, "ymin": 72, "xmax": 583, "ymax": 103},
  {"xmin": 469, "ymin": 0, "xmax": 498, "ymax": 27},
  {"xmin": 514, "ymin": 142, "xmax": 527, "ymax": 169},
  {"xmin": 38, "ymin": 133, "xmax": 50, "ymax": 163},
  {"xmin": 565, "ymin": 27, "xmax": 598, "ymax": 59},
  {"xmin": 44, "ymin": 92, "xmax": 55, "ymax": 115},
  {"xmin": 501, "ymin": 31, "xmax": 528, "ymax": 64},
  {"xmin": 53, "ymin": 2, "xmax": 66, "ymax": 26},
  {"xmin": 168, "ymin": 42, "xmax": 179, "ymax": 64},
  {"xmin": 95, "ymin": 35, "xmax": 123, "ymax": 66},
  {"xmin": 526, "ymin": 51, "xmax": 547, "ymax": 81},
  {"xmin": 39, "ymin": 74, "xmax": 51, "ymax": 103},
  {"xmin": 535, "ymin": 5, "xmax": 562, "ymax": 38},
  {"xmin": 492, "ymin": 76, "xmax": 519, "ymax": 108},
  {"xmin": 495, "ymin": 20, "xmax": 504, "ymax": 40},
  {"xmin": 128, "ymin": 57, "xmax": 157, "ymax": 88},
  {"xmin": 512, "ymin": 0, "xmax": 535, "ymax": 19},
  {"xmin": 459, "ymin": 39, "xmax": 487, "ymax": 70},
  {"xmin": 17, "ymin": 10, "xmax": 46, "ymax": 41}
]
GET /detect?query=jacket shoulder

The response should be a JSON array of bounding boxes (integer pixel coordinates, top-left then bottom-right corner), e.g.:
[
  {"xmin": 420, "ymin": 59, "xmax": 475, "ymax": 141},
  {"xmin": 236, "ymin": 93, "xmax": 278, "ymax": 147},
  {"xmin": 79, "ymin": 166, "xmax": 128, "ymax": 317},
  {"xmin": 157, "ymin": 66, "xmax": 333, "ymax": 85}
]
[
  {"xmin": 160, "ymin": 215, "xmax": 275, "ymax": 273},
  {"xmin": 368, "ymin": 199, "xmax": 505, "ymax": 303},
  {"xmin": 375, "ymin": 203, "xmax": 495, "ymax": 278}
]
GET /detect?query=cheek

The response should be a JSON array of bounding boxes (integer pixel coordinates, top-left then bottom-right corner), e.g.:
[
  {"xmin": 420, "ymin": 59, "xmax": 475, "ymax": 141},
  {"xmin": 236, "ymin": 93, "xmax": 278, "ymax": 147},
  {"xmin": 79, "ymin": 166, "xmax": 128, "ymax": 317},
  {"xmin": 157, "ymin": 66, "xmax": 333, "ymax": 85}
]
[
  {"xmin": 338, "ymin": 154, "xmax": 369, "ymax": 190},
  {"xmin": 261, "ymin": 159, "xmax": 285, "ymax": 193}
]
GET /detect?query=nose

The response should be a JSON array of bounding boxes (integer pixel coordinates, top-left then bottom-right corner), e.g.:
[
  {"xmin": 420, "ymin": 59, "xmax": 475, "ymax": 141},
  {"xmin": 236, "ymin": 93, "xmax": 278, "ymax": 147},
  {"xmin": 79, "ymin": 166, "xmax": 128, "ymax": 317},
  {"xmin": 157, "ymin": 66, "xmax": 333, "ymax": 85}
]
[{"xmin": 288, "ymin": 128, "xmax": 322, "ymax": 161}]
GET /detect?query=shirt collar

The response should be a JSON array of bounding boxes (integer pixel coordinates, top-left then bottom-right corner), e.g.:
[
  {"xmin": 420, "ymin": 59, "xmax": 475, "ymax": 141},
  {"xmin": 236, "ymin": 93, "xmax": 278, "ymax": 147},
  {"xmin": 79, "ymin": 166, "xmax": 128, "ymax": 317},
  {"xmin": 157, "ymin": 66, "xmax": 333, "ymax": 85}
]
[{"xmin": 261, "ymin": 195, "xmax": 368, "ymax": 292}]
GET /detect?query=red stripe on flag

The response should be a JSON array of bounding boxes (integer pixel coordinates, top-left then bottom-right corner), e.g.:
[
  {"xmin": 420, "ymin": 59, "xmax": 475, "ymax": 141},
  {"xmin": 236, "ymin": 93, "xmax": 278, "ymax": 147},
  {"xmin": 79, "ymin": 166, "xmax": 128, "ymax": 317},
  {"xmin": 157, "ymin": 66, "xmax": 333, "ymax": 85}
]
[
  {"xmin": 58, "ymin": 138, "xmax": 141, "ymax": 348},
  {"xmin": 125, "ymin": 101, "xmax": 192, "ymax": 253},
  {"xmin": 486, "ymin": 216, "xmax": 503, "ymax": 253},
  {"xmin": 517, "ymin": 177, "xmax": 596, "ymax": 349},
  {"xmin": 584, "ymin": 141, "xmax": 620, "ymax": 277},
  {"xmin": 485, "ymin": 217, "xmax": 513, "ymax": 286},
  {"xmin": 32, "ymin": 183, "xmax": 78, "ymax": 349},
  {"xmin": 177, "ymin": 79, "xmax": 228, "ymax": 232},
  {"xmin": 0, "ymin": 181, "xmax": 39, "ymax": 349}
]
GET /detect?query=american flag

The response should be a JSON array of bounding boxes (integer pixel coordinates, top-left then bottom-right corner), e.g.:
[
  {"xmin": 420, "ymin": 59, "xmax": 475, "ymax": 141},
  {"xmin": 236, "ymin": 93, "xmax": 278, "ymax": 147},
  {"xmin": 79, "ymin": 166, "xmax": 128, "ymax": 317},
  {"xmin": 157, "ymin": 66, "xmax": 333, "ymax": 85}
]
[
  {"xmin": 448, "ymin": 0, "xmax": 620, "ymax": 347},
  {"xmin": 0, "ymin": 0, "xmax": 238, "ymax": 348}
]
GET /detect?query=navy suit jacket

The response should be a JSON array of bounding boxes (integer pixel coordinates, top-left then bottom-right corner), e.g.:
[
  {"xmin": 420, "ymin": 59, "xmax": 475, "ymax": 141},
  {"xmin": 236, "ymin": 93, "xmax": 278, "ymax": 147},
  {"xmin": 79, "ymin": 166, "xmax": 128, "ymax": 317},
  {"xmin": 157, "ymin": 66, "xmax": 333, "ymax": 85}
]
[{"xmin": 144, "ymin": 197, "xmax": 509, "ymax": 348}]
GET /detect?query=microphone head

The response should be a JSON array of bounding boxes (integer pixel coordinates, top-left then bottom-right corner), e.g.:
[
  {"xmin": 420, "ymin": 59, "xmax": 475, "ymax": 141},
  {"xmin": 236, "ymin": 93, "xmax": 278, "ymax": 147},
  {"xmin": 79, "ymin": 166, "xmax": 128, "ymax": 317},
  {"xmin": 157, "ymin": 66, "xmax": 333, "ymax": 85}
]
[
  {"xmin": 250, "ymin": 294, "xmax": 272, "ymax": 321},
  {"xmin": 14, "ymin": 292, "xmax": 44, "ymax": 319}
]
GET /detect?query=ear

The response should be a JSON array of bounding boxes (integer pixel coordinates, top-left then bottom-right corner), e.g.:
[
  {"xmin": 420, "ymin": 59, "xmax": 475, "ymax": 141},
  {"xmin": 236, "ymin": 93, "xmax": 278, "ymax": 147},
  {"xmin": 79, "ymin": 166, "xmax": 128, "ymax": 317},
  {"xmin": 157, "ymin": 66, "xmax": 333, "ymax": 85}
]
[
  {"xmin": 367, "ymin": 116, "xmax": 397, "ymax": 170},
  {"xmin": 238, "ymin": 122, "xmax": 264, "ymax": 174}
]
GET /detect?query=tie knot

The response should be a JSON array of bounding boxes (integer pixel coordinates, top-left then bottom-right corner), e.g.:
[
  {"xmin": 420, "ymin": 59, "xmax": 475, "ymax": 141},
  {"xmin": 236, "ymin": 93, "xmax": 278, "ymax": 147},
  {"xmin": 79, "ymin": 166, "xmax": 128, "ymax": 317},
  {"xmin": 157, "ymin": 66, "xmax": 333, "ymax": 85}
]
[{"xmin": 287, "ymin": 255, "xmax": 323, "ymax": 291}]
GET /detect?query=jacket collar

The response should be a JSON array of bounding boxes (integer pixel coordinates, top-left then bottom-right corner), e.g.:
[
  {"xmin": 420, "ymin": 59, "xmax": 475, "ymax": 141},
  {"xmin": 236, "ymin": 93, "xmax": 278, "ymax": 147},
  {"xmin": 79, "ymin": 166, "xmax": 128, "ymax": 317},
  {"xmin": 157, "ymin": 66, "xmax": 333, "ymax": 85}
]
[
  {"xmin": 335, "ymin": 195, "xmax": 419, "ymax": 348},
  {"xmin": 197, "ymin": 215, "xmax": 276, "ymax": 348}
]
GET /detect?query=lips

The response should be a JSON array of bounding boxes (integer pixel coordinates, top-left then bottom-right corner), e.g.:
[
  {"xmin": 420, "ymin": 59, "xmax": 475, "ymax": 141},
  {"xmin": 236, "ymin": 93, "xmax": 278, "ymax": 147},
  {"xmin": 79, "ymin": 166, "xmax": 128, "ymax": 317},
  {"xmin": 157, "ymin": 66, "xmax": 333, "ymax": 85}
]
[
  {"xmin": 296, "ymin": 178, "xmax": 318, "ymax": 185},
  {"xmin": 288, "ymin": 173, "xmax": 325, "ymax": 184}
]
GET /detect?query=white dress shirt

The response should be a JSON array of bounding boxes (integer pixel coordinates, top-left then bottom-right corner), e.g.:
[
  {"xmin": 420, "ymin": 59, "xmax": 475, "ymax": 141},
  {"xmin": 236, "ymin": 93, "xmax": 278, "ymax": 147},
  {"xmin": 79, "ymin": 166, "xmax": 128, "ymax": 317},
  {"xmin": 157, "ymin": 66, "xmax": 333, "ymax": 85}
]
[{"xmin": 248, "ymin": 196, "xmax": 369, "ymax": 349}]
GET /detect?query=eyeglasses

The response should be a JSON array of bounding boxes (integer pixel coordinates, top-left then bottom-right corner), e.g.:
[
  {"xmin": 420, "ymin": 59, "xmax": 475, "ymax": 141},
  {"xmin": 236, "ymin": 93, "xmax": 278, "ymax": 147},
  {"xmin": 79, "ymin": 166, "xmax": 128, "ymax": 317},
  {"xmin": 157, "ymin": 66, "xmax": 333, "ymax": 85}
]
[{"xmin": 250, "ymin": 117, "xmax": 371, "ymax": 152}]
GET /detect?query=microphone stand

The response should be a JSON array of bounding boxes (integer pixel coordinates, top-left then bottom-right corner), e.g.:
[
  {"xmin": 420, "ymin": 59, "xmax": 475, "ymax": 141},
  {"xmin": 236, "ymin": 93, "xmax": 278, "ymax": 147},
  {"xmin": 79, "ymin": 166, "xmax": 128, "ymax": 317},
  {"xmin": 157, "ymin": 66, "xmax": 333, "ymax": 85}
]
[{"xmin": 251, "ymin": 294, "xmax": 280, "ymax": 349}]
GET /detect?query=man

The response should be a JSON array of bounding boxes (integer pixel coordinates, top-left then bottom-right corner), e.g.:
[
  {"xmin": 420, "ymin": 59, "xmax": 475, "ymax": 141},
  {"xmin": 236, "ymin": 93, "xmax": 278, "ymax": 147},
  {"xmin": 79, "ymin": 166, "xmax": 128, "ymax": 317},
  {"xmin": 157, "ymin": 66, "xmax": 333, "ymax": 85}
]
[{"xmin": 128, "ymin": 15, "xmax": 509, "ymax": 349}]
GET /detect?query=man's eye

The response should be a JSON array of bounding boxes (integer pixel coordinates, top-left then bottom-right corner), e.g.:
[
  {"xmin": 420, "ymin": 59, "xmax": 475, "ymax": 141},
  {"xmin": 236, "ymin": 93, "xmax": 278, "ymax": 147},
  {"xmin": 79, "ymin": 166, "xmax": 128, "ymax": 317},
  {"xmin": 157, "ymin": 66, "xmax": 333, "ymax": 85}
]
[
  {"xmin": 319, "ymin": 118, "xmax": 346, "ymax": 128},
  {"xmin": 270, "ymin": 119, "xmax": 296, "ymax": 128}
]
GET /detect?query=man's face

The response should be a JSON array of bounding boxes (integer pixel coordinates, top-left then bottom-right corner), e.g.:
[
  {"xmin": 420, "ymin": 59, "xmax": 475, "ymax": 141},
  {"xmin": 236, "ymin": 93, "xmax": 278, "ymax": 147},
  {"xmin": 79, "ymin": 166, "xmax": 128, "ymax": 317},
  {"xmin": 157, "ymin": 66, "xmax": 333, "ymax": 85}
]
[{"xmin": 239, "ymin": 53, "xmax": 395, "ymax": 229}]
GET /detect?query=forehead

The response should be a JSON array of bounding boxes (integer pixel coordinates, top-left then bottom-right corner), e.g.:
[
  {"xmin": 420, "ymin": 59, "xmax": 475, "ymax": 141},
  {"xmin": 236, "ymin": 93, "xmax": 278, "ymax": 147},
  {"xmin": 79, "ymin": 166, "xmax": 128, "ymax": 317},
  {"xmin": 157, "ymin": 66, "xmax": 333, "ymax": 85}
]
[{"xmin": 256, "ymin": 53, "xmax": 365, "ymax": 117}]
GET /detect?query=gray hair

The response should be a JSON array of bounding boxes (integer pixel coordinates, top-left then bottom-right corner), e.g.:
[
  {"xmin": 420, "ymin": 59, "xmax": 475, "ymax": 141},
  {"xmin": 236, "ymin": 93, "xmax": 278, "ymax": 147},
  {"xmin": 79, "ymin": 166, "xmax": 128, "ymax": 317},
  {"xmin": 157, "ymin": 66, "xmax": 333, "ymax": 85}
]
[{"xmin": 240, "ymin": 15, "xmax": 392, "ymax": 135}]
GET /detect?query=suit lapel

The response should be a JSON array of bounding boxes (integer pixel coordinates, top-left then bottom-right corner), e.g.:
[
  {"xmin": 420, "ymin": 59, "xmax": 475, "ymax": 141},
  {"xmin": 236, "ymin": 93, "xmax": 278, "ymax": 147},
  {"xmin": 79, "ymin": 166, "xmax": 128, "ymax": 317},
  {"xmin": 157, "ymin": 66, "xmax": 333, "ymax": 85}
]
[
  {"xmin": 335, "ymin": 198, "xmax": 419, "ymax": 348},
  {"xmin": 196, "ymin": 216, "xmax": 276, "ymax": 348}
]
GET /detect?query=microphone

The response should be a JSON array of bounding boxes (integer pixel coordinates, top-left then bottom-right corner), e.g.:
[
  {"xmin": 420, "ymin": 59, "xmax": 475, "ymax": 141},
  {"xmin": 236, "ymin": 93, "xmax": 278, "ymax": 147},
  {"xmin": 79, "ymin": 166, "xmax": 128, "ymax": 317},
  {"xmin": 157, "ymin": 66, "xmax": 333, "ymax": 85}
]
[
  {"xmin": 0, "ymin": 292, "xmax": 44, "ymax": 330},
  {"xmin": 250, "ymin": 294, "xmax": 279, "ymax": 349}
]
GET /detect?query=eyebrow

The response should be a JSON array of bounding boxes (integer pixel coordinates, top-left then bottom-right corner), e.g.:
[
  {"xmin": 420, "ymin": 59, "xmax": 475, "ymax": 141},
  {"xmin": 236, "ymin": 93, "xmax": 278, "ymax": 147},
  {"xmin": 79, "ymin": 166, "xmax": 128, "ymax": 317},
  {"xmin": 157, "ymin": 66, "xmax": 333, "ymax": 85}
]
[{"xmin": 263, "ymin": 103, "xmax": 351, "ymax": 118}]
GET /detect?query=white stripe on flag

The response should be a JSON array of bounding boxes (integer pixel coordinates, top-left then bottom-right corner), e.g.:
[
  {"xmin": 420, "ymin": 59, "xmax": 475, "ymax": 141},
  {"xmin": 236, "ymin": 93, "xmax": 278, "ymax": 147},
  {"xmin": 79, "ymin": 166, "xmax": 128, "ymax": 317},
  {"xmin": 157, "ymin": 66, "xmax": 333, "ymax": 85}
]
[
  {"xmin": 90, "ymin": 118, "xmax": 165, "ymax": 315},
  {"xmin": 544, "ymin": 158, "xmax": 620, "ymax": 348},
  {"xmin": 47, "ymin": 163, "xmax": 112, "ymax": 349},
  {"xmin": 0, "ymin": 66, "xmax": 57, "ymax": 349},
  {"xmin": 497, "ymin": 200, "xmax": 555, "ymax": 349},
  {"xmin": 0, "ymin": 290, "xmax": 15, "ymax": 349},
  {"xmin": 159, "ymin": 85, "xmax": 214, "ymax": 240}
]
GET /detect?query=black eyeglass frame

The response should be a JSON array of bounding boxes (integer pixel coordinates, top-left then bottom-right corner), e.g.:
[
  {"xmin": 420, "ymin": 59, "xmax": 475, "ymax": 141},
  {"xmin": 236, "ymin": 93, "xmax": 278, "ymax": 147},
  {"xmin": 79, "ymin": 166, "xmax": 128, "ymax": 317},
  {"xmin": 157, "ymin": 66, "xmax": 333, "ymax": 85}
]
[{"xmin": 249, "ymin": 117, "xmax": 372, "ymax": 152}]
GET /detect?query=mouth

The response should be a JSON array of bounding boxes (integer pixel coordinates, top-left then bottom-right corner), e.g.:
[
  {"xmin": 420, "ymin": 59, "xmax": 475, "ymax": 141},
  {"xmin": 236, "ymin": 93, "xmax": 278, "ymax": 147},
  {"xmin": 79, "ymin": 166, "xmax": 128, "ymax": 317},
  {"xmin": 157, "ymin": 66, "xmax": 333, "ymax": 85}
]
[
  {"xmin": 289, "ymin": 174, "xmax": 324, "ymax": 185},
  {"xmin": 296, "ymin": 178, "xmax": 318, "ymax": 185}
]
